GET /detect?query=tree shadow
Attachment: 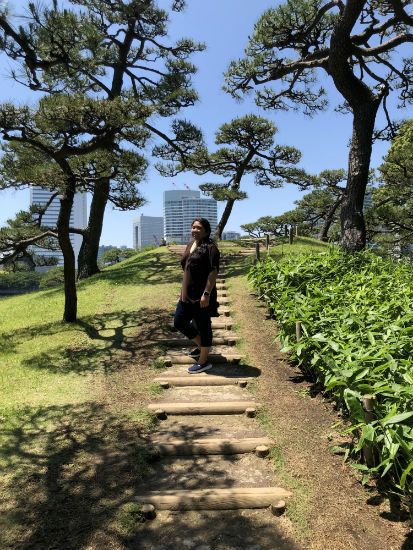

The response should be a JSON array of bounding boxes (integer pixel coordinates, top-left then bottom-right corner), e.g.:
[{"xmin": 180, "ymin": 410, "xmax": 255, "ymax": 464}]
[
  {"xmin": 0, "ymin": 317, "xmax": 67, "ymax": 355},
  {"xmin": 24, "ymin": 252, "xmax": 182, "ymax": 302},
  {"xmin": 0, "ymin": 403, "xmax": 301, "ymax": 550},
  {"xmin": 128, "ymin": 506, "xmax": 302, "ymax": 550},
  {"xmin": 287, "ymin": 372, "xmax": 325, "ymax": 398},
  {"xmin": 0, "ymin": 402, "xmax": 156, "ymax": 550},
  {"xmin": 15, "ymin": 308, "xmax": 172, "ymax": 375},
  {"xmin": 223, "ymin": 256, "xmax": 254, "ymax": 279}
]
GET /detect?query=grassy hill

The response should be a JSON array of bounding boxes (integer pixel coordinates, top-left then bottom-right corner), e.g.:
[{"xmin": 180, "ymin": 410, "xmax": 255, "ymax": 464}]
[
  {"xmin": 0, "ymin": 238, "xmax": 329, "ymax": 413},
  {"xmin": 0, "ymin": 238, "xmax": 329, "ymax": 548},
  {"xmin": 0, "ymin": 247, "xmax": 183, "ymax": 409}
]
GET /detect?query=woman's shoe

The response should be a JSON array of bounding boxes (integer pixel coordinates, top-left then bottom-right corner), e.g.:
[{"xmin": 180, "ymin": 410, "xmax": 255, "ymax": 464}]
[
  {"xmin": 187, "ymin": 362, "xmax": 212, "ymax": 374},
  {"xmin": 187, "ymin": 347, "xmax": 201, "ymax": 359}
]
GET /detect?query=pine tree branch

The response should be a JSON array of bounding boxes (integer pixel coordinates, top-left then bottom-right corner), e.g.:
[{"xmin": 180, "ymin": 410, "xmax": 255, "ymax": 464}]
[{"xmin": 353, "ymin": 33, "xmax": 413, "ymax": 56}]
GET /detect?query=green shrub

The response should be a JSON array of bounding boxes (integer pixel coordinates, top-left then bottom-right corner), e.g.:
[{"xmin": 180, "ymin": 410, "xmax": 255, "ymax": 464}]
[
  {"xmin": 0, "ymin": 271, "xmax": 42, "ymax": 290},
  {"xmin": 248, "ymin": 248, "xmax": 413, "ymax": 500},
  {"xmin": 39, "ymin": 267, "xmax": 65, "ymax": 289}
]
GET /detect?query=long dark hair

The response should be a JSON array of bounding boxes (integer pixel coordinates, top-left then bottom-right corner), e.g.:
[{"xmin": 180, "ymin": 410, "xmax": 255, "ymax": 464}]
[{"xmin": 188, "ymin": 218, "xmax": 217, "ymax": 263}]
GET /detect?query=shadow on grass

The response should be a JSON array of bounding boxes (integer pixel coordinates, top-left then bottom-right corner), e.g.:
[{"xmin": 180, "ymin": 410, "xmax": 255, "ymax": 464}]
[
  {"xmin": 224, "ymin": 256, "xmax": 254, "ymax": 279},
  {"xmin": 0, "ymin": 402, "xmax": 157, "ymax": 550},
  {"xmin": 128, "ymin": 423, "xmax": 302, "ymax": 550},
  {"xmin": 5, "ymin": 308, "xmax": 172, "ymax": 375}
]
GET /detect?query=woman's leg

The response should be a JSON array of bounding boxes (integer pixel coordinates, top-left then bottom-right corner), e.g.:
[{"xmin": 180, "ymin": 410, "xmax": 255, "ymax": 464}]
[
  {"xmin": 193, "ymin": 306, "xmax": 213, "ymax": 364},
  {"xmin": 173, "ymin": 301, "xmax": 198, "ymax": 341}
]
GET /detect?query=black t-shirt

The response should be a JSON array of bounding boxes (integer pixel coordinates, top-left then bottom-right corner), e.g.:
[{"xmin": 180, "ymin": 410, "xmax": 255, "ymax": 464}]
[{"xmin": 180, "ymin": 240, "xmax": 220, "ymax": 304}]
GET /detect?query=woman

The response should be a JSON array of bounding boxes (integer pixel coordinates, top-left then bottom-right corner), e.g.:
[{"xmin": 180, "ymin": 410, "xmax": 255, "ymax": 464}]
[{"xmin": 174, "ymin": 217, "xmax": 220, "ymax": 373}]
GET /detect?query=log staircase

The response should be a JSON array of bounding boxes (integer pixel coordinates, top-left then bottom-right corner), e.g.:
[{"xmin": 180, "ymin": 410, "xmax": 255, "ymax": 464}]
[{"xmin": 135, "ymin": 248, "xmax": 292, "ymax": 517}]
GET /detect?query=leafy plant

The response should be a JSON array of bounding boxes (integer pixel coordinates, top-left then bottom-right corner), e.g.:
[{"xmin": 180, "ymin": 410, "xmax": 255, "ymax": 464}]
[
  {"xmin": 248, "ymin": 248, "xmax": 413, "ymax": 502},
  {"xmin": 0, "ymin": 271, "xmax": 42, "ymax": 290},
  {"xmin": 38, "ymin": 266, "xmax": 65, "ymax": 289}
]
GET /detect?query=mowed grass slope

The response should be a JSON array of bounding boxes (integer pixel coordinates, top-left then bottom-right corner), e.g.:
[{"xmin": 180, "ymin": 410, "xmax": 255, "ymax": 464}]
[
  {"xmin": 0, "ymin": 238, "xmax": 328, "ymax": 549},
  {"xmin": 0, "ymin": 247, "xmax": 181, "ymax": 407},
  {"xmin": 0, "ymin": 247, "xmax": 182, "ymax": 549}
]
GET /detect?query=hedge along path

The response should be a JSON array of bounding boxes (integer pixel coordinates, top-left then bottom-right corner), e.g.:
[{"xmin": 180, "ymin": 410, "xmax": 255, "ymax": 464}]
[{"xmin": 132, "ymin": 249, "xmax": 294, "ymax": 546}]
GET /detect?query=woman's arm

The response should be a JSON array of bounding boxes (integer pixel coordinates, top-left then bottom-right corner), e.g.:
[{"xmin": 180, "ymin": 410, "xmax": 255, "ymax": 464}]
[{"xmin": 200, "ymin": 268, "xmax": 217, "ymax": 308}]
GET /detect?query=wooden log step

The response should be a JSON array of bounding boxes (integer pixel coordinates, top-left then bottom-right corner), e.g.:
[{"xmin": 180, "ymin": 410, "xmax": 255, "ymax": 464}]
[
  {"xmin": 155, "ymin": 335, "xmax": 240, "ymax": 347},
  {"xmin": 211, "ymin": 320, "xmax": 233, "ymax": 329},
  {"xmin": 153, "ymin": 376, "xmax": 249, "ymax": 387},
  {"xmin": 160, "ymin": 353, "xmax": 245, "ymax": 365},
  {"xmin": 148, "ymin": 401, "xmax": 258, "ymax": 415},
  {"xmin": 168, "ymin": 320, "xmax": 233, "ymax": 330},
  {"xmin": 135, "ymin": 486, "xmax": 292, "ymax": 510},
  {"xmin": 159, "ymin": 364, "xmax": 260, "ymax": 378},
  {"xmin": 217, "ymin": 306, "xmax": 231, "ymax": 315},
  {"xmin": 147, "ymin": 437, "xmax": 273, "ymax": 456},
  {"xmin": 217, "ymin": 297, "xmax": 231, "ymax": 304}
]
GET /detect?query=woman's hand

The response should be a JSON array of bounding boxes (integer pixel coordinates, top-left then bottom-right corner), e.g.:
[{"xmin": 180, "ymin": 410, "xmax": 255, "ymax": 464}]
[{"xmin": 200, "ymin": 294, "xmax": 210, "ymax": 308}]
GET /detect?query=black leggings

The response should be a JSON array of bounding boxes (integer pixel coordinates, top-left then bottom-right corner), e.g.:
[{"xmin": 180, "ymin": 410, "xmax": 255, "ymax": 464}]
[{"xmin": 173, "ymin": 300, "xmax": 213, "ymax": 347}]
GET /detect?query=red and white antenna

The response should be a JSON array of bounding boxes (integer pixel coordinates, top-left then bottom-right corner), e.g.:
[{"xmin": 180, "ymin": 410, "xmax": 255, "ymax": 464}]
[
  {"xmin": 171, "ymin": 181, "xmax": 177, "ymax": 187},
  {"xmin": 184, "ymin": 184, "xmax": 191, "ymax": 190}
]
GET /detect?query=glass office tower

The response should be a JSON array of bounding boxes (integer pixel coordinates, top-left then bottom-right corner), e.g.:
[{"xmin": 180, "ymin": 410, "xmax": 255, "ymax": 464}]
[
  {"xmin": 163, "ymin": 190, "xmax": 217, "ymax": 244},
  {"xmin": 30, "ymin": 186, "xmax": 87, "ymax": 268}
]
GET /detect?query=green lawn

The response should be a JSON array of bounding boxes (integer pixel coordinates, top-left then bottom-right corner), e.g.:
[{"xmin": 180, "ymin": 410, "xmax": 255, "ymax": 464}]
[
  {"xmin": 0, "ymin": 239, "xmax": 328, "ymax": 549},
  {"xmin": 0, "ymin": 247, "xmax": 181, "ymax": 409},
  {"xmin": 0, "ymin": 247, "xmax": 184, "ymax": 549}
]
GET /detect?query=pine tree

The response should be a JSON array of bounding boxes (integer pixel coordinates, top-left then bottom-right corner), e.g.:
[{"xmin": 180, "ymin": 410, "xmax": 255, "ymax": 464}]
[{"xmin": 224, "ymin": 0, "xmax": 412, "ymax": 251}]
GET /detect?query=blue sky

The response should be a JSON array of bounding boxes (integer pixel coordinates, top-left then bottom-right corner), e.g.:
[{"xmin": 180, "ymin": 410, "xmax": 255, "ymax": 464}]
[{"xmin": 0, "ymin": 0, "xmax": 409, "ymax": 247}]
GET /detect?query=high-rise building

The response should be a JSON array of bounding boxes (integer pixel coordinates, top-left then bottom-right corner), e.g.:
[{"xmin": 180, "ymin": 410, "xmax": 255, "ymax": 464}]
[
  {"xmin": 133, "ymin": 214, "xmax": 164, "ymax": 249},
  {"xmin": 30, "ymin": 186, "xmax": 87, "ymax": 268},
  {"xmin": 163, "ymin": 190, "xmax": 217, "ymax": 244},
  {"xmin": 222, "ymin": 231, "xmax": 240, "ymax": 240}
]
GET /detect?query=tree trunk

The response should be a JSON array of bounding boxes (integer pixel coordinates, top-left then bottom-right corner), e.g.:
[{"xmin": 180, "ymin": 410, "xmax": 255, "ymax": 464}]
[
  {"xmin": 340, "ymin": 103, "xmax": 379, "ymax": 251},
  {"xmin": 57, "ymin": 178, "xmax": 77, "ymax": 322},
  {"xmin": 326, "ymin": 1, "xmax": 382, "ymax": 252},
  {"xmin": 213, "ymin": 198, "xmax": 236, "ymax": 241},
  {"xmin": 77, "ymin": 179, "xmax": 110, "ymax": 280},
  {"xmin": 318, "ymin": 196, "xmax": 344, "ymax": 242}
]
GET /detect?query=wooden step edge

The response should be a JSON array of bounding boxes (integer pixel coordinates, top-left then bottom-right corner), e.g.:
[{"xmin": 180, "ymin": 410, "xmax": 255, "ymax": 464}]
[
  {"xmin": 148, "ymin": 401, "xmax": 259, "ymax": 415},
  {"xmin": 217, "ymin": 309, "xmax": 231, "ymax": 317},
  {"xmin": 160, "ymin": 354, "xmax": 245, "ymax": 365},
  {"xmin": 153, "ymin": 376, "xmax": 250, "ymax": 387},
  {"xmin": 154, "ymin": 337, "xmax": 240, "ymax": 347},
  {"xmin": 135, "ymin": 487, "xmax": 292, "ymax": 510},
  {"xmin": 146, "ymin": 437, "xmax": 273, "ymax": 456}
]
